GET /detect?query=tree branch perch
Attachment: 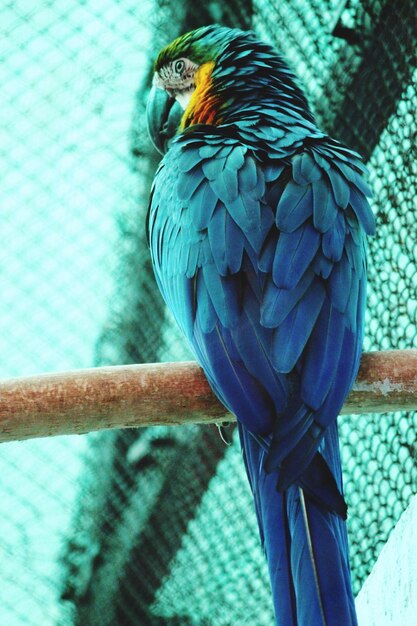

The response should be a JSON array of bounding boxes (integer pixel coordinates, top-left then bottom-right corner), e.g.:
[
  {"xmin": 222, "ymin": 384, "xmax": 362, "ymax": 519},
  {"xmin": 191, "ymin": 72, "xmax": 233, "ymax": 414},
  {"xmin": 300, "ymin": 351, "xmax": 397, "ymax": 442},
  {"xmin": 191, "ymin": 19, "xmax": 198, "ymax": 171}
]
[{"xmin": 0, "ymin": 350, "xmax": 416, "ymax": 443}]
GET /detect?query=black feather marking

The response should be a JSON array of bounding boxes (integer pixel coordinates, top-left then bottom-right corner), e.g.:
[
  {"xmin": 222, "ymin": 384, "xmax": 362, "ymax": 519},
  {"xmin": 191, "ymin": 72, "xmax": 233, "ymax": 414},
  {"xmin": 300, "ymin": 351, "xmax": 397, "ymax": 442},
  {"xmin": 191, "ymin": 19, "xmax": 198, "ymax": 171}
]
[
  {"xmin": 299, "ymin": 454, "xmax": 347, "ymax": 519},
  {"xmin": 313, "ymin": 253, "xmax": 333, "ymax": 279}
]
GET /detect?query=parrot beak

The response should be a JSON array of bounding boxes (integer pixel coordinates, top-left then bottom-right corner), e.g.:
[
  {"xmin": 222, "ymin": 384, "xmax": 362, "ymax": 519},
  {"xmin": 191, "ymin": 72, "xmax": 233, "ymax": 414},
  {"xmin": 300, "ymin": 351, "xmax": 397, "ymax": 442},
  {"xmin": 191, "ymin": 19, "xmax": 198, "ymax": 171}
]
[{"xmin": 146, "ymin": 82, "xmax": 184, "ymax": 156}]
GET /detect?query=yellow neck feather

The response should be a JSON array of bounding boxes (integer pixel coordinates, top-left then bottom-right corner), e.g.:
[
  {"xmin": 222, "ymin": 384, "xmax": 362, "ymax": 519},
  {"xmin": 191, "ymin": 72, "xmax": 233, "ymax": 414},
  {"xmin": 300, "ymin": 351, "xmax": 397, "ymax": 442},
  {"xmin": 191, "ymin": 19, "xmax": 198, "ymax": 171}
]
[{"xmin": 180, "ymin": 61, "xmax": 216, "ymax": 130}]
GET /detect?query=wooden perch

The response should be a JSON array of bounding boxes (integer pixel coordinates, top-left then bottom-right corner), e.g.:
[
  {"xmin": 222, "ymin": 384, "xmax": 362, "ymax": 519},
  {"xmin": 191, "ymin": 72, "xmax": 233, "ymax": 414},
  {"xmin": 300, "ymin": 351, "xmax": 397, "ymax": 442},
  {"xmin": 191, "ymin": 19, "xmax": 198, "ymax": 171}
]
[{"xmin": 0, "ymin": 350, "xmax": 416, "ymax": 443}]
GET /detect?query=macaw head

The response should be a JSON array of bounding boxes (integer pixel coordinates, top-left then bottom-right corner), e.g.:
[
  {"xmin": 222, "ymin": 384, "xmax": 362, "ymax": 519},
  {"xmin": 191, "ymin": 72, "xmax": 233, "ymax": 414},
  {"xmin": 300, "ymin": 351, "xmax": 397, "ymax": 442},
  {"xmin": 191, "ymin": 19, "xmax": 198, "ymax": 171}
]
[
  {"xmin": 147, "ymin": 25, "xmax": 313, "ymax": 154},
  {"xmin": 153, "ymin": 25, "xmax": 228, "ymax": 108},
  {"xmin": 147, "ymin": 25, "xmax": 235, "ymax": 154}
]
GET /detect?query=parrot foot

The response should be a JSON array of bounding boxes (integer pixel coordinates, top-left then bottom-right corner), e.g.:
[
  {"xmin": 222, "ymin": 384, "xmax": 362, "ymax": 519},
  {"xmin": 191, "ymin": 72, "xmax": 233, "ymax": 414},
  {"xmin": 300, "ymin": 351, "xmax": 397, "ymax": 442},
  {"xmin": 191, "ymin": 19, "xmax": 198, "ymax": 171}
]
[{"xmin": 216, "ymin": 422, "xmax": 234, "ymax": 445}]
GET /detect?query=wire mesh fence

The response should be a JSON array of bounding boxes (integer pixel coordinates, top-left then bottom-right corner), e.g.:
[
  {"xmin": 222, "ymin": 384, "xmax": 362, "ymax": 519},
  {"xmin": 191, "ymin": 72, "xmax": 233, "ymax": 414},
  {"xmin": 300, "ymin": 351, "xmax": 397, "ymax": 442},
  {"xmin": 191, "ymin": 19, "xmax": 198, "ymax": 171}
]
[{"xmin": 1, "ymin": 1, "xmax": 416, "ymax": 624}]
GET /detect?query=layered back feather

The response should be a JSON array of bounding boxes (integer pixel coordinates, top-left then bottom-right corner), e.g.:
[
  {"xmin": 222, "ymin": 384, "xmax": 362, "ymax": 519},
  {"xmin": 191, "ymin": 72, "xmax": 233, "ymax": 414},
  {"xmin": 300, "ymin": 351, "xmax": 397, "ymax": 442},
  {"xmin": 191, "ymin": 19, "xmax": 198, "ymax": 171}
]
[{"xmin": 148, "ymin": 25, "xmax": 375, "ymax": 625}]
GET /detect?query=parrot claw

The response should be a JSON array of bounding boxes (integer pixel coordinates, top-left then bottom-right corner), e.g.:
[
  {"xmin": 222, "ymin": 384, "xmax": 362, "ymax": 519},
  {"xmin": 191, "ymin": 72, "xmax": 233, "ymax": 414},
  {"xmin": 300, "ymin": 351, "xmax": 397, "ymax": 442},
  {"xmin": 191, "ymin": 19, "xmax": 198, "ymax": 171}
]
[{"xmin": 216, "ymin": 422, "xmax": 234, "ymax": 445}]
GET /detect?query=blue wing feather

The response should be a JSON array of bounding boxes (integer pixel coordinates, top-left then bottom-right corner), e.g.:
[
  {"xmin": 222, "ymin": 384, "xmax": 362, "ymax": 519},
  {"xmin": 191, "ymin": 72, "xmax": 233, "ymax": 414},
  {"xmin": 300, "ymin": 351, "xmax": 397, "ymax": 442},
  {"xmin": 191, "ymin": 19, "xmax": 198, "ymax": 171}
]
[
  {"xmin": 149, "ymin": 136, "xmax": 369, "ymax": 480},
  {"xmin": 345, "ymin": 232, "xmax": 364, "ymax": 276},
  {"xmin": 190, "ymin": 179, "xmax": 219, "ymax": 230},
  {"xmin": 234, "ymin": 302, "xmax": 288, "ymax": 413},
  {"xmin": 326, "ymin": 167, "xmax": 350, "ymax": 209},
  {"xmin": 261, "ymin": 268, "xmax": 314, "ymax": 327},
  {"xmin": 349, "ymin": 186, "xmax": 376, "ymax": 235},
  {"xmin": 329, "ymin": 252, "xmax": 353, "ymax": 313},
  {"xmin": 210, "ymin": 166, "xmax": 239, "ymax": 203},
  {"xmin": 292, "ymin": 152, "xmax": 321, "ymax": 184},
  {"xmin": 258, "ymin": 229, "xmax": 279, "ymax": 273},
  {"xmin": 177, "ymin": 166, "xmax": 204, "ymax": 201},
  {"xmin": 301, "ymin": 299, "xmax": 346, "ymax": 410},
  {"xmin": 313, "ymin": 252, "xmax": 334, "ymax": 278},
  {"xmin": 208, "ymin": 202, "xmax": 246, "ymax": 275},
  {"xmin": 272, "ymin": 222, "xmax": 321, "ymax": 289},
  {"xmin": 276, "ymin": 180, "xmax": 313, "ymax": 232},
  {"xmin": 312, "ymin": 176, "xmax": 338, "ymax": 232},
  {"xmin": 225, "ymin": 145, "xmax": 246, "ymax": 170},
  {"xmin": 238, "ymin": 154, "xmax": 259, "ymax": 190},
  {"xmin": 227, "ymin": 189, "xmax": 262, "ymax": 233},
  {"xmin": 271, "ymin": 280, "xmax": 326, "ymax": 372},
  {"xmin": 201, "ymin": 157, "xmax": 222, "ymax": 180},
  {"xmin": 148, "ymin": 131, "xmax": 370, "ymax": 626},
  {"xmin": 201, "ymin": 263, "xmax": 240, "ymax": 328},
  {"xmin": 322, "ymin": 210, "xmax": 345, "ymax": 260},
  {"xmin": 195, "ymin": 271, "xmax": 217, "ymax": 334}
]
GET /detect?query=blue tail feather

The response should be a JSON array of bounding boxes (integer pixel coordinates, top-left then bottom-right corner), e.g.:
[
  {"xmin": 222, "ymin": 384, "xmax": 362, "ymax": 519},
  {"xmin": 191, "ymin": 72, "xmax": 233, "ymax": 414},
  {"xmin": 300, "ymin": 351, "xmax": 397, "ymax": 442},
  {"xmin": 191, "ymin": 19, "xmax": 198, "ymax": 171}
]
[{"xmin": 239, "ymin": 423, "xmax": 358, "ymax": 626}]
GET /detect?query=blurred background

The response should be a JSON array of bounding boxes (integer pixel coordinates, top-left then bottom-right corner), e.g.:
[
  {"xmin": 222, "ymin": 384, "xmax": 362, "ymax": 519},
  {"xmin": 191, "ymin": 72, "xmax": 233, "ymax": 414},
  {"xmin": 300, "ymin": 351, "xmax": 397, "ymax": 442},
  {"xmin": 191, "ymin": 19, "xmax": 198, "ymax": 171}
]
[{"xmin": 1, "ymin": 1, "xmax": 416, "ymax": 624}]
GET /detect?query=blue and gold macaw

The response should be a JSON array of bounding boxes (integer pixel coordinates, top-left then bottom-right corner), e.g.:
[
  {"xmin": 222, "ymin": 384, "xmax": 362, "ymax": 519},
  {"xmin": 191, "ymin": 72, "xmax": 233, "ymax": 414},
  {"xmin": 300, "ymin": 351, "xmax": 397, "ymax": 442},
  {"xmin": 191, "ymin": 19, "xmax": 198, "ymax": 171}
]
[{"xmin": 146, "ymin": 25, "xmax": 375, "ymax": 626}]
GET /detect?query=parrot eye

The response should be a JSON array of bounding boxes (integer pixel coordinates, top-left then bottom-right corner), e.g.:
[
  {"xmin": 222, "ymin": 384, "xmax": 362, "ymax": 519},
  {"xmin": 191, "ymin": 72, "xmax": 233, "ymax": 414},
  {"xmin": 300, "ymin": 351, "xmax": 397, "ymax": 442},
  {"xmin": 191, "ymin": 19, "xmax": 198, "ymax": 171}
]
[{"xmin": 174, "ymin": 59, "xmax": 185, "ymax": 75}]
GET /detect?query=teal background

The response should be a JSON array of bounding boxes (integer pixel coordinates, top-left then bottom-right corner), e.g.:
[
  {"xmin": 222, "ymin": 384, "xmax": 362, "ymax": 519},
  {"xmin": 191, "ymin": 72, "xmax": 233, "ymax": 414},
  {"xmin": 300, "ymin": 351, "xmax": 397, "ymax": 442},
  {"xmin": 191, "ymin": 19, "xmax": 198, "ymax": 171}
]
[{"xmin": 1, "ymin": 1, "xmax": 416, "ymax": 624}]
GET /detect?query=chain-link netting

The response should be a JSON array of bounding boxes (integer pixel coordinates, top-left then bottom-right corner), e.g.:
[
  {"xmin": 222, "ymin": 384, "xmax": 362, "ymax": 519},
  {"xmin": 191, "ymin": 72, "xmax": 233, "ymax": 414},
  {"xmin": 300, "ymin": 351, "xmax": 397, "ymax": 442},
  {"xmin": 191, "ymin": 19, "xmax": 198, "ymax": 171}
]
[{"xmin": 1, "ymin": 1, "xmax": 416, "ymax": 625}]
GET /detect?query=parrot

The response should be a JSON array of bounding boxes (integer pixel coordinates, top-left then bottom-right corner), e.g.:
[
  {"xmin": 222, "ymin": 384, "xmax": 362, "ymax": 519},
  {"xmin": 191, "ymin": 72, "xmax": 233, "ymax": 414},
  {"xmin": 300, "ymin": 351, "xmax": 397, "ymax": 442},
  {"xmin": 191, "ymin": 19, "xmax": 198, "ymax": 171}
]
[{"xmin": 146, "ymin": 24, "xmax": 375, "ymax": 626}]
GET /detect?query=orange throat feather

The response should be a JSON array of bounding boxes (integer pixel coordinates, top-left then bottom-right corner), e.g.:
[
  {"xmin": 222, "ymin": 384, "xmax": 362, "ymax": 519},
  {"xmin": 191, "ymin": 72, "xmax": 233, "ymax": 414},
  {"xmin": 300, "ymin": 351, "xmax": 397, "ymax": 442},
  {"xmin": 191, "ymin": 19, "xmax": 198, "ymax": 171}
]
[{"xmin": 180, "ymin": 61, "xmax": 222, "ymax": 129}]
